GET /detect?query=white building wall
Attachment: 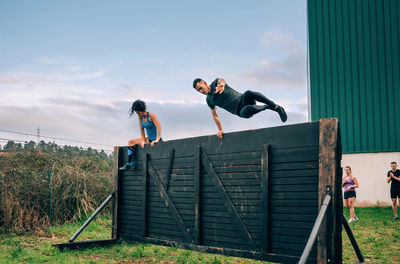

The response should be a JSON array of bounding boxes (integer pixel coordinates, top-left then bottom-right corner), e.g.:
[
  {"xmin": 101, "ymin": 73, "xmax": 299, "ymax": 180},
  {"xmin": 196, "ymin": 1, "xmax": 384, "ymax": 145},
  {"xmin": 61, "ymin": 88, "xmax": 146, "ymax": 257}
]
[{"xmin": 341, "ymin": 152, "xmax": 400, "ymax": 206}]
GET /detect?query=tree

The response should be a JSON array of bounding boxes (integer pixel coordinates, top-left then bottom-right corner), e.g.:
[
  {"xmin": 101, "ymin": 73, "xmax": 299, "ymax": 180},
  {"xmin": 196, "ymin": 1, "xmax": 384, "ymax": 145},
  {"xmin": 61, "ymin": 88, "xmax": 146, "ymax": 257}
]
[
  {"xmin": 3, "ymin": 141, "xmax": 16, "ymax": 152},
  {"xmin": 24, "ymin": 141, "xmax": 36, "ymax": 150}
]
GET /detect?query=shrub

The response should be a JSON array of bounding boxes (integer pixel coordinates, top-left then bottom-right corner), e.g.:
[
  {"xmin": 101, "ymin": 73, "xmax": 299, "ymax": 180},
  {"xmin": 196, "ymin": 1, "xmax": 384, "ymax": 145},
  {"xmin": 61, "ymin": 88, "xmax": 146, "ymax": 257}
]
[{"xmin": 0, "ymin": 150, "xmax": 113, "ymax": 232}]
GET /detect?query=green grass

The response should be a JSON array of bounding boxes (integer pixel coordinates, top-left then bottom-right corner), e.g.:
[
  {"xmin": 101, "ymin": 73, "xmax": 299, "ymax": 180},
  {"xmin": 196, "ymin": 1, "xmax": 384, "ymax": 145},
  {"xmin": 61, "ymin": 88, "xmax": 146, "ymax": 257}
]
[
  {"xmin": 342, "ymin": 206, "xmax": 400, "ymax": 264},
  {"xmin": 0, "ymin": 207, "xmax": 398, "ymax": 263}
]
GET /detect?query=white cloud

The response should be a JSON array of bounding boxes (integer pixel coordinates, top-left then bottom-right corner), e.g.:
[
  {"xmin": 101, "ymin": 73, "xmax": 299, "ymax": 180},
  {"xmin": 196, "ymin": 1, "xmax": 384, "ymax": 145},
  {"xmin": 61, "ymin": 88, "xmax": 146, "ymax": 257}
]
[
  {"xmin": 224, "ymin": 54, "xmax": 306, "ymax": 90},
  {"xmin": 261, "ymin": 27, "xmax": 301, "ymax": 52},
  {"xmin": 36, "ymin": 57, "xmax": 59, "ymax": 65},
  {"xmin": 0, "ymin": 72, "xmax": 49, "ymax": 85}
]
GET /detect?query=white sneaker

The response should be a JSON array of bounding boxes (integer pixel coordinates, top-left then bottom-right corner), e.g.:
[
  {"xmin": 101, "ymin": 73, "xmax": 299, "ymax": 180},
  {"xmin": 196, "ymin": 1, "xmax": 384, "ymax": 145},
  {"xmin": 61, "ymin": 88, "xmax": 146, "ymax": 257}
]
[
  {"xmin": 348, "ymin": 218, "xmax": 354, "ymax": 223},
  {"xmin": 353, "ymin": 216, "xmax": 359, "ymax": 222}
]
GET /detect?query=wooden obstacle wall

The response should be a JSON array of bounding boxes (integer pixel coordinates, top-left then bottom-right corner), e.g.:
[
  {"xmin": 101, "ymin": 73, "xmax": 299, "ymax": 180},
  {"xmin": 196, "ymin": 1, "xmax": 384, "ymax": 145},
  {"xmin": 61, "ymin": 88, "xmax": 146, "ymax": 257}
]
[{"xmin": 112, "ymin": 118, "xmax": 342, "ymax": 264}]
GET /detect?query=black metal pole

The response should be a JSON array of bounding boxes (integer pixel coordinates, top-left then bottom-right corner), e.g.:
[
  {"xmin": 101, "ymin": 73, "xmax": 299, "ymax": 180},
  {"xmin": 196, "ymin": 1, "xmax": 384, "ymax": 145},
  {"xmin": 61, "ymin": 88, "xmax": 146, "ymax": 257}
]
[
  {"xmin": 343, "ymin": 215, "xmax": 364, "ymax": 263},
  {"xmin": 298, "ymin": 194, "xmax": 332, "ymax": 264},
  {"xmin": 69, "ymin": 193, "xmax": 114, "ymax": 243}
]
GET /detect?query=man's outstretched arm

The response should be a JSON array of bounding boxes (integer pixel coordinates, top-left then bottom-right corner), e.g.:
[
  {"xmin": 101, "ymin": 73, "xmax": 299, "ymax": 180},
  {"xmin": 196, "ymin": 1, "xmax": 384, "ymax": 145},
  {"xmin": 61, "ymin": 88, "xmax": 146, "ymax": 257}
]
[{"xmin": 211, "ymin": 108, "xmax": 224, "ymax": 139}]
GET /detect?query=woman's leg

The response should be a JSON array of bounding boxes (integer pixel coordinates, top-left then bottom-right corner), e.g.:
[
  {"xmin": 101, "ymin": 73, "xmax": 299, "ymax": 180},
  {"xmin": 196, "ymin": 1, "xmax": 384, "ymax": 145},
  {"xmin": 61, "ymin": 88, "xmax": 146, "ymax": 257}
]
[
  {"xmin": 345, "ymin": 199, "xmax": 350, "ymax": 211},
  {"xmin": 120, "ymin": 137, "xmax": 145, "ymax": 170},
  {"xmin": 349, "ymin": 197, "xmax": 356, "ymax": 219}
]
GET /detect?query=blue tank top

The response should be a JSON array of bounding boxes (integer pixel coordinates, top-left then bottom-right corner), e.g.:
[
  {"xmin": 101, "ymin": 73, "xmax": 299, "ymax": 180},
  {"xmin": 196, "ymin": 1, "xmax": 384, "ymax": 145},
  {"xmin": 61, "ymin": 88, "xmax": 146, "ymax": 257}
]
[{"xmin": 141, "ymin": 112, "xmax": 157, "ymax": 141}]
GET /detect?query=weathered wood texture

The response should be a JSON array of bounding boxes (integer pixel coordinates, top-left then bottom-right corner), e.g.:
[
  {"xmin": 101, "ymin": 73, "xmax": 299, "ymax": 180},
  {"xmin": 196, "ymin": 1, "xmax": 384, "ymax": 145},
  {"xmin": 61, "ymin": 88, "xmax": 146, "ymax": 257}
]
[
  {"xmin": 115, "ymin": 119, "xmax": 341, "ymax": 264},
  {"xmin": 317, "ymin": 118, "xmax": 342, "ymax": 264},
  {"xmin": 112, "ymin": 146, "xmax": 121, "ymax": 240}
]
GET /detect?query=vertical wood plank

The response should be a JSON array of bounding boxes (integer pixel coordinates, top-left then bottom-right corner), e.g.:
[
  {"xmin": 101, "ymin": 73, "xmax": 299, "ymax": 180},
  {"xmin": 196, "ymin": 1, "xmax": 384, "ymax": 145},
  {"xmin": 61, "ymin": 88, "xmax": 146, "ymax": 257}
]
[
  {"xmin": 260, "ymin": 145, "xmax": 270, "ymax": 255},
  {"xmin": 141, "ymin": 153, "xmax": 148, "ymax": 237},
  {"xmin": 165, "ymin": 148, "xmax": 175, "ymax": 191},
  {"xmin": 318, "ymin": 118, "xmax": 339, "ymax": 264},
  {"xmin": 194, "ymin": 146, "xmax": 201, "ymax": 245},
  {"xmin": 112, "ymin": 146, "xmax": 121, "ymax": 240}
]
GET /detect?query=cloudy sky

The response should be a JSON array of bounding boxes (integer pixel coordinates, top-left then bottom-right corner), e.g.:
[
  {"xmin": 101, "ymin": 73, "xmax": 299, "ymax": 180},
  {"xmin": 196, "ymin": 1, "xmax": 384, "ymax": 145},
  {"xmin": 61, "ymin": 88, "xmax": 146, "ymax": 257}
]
[{"xmin": 0, "ymin": 0, "xmax": 308, "ymax": 151}]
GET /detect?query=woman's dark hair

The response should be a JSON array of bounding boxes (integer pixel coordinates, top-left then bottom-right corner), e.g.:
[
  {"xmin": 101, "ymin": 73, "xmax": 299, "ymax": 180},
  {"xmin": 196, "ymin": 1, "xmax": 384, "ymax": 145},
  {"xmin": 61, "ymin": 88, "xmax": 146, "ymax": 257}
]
[
  {"xmin": 345, "ymin": 165, "xmax": 352, "ymax": 171},
  {"xmin": 129, "ymin": 100, "xmax": 146, "ymax": 117}
]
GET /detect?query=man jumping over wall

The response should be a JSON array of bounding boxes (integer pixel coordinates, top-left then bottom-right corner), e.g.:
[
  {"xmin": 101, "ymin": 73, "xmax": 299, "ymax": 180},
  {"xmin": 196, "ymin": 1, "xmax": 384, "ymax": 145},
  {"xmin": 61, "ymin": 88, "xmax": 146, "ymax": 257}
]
[{"xmin": 193, "ymin": 78, "xmax": 287, "ymax": 139}]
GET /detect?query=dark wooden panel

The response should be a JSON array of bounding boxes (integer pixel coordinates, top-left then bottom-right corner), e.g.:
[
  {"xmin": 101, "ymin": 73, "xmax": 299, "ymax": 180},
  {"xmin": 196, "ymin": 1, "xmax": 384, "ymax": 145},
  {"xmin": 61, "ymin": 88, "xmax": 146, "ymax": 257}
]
[
  {"xmin": 202, "ymin": 240, "xmax": 248, "ymax": 250},
  {"xmin": 271, "ymin": 227, "xmax": 314, "ymax": 237},
  {"xmin": 148, "ymin": 201, "xmax": 194, "ymax": 210},
  {"xmin": 148, "ymin": 206, "xmax": 194, "ymax": 216},
  {"xmin": 271, "ymin": 213, "xmax": 317, "ymax": 222},
  {"xmin": 270, "ymin": 176, "xmax": 318, "ymax": 185},
  {"xmin": 148, "ymin": 185, "xmax": 195, "ymax": 193},
  {"xmin": 270, "ymin": 161, "xmax": 319, "ymax": 171},
  {"xmin": 202, "ymin": 222, "xmax": 259, "ymax": 233},
  {"xmin": 119, "ymin": 204, "xmax": 142, "ymax": 212},
  {"xmin": 202, "ymin": 192, "xmax": 261, "ymax": 200},
  {"xmin": 148, "ymin": 226, "xmax": 185, "ymax": 237},
  {"xmin": 147, "ymin": 216, "xmax": 194, "ymax": 228},
  {"xmin": 147, "ymin": 232, "xmax": 185, "ymax": 243},
  {"xmin": 270, "ymin": 199, "xmax": 318, "ymax": 207},
  {"xmin": 119, "ymin": 221, "xmax": 142, "ymax": 231},
  {"xmin": 270, "ymin": 220, "xmax": 315, "ymax": 229},
  {"xmin": 202, "ymin": 178, "xmax": 261, "ymax": 187},
  {"xmin": 202, "ymin": 233, "xmax": 246, "ymax": 245},
  {"xmin": 201, "ymin": 204, "xmax": 261, "ymax": 213},
  {"xmin": 120, "ymin": 225, "xmax": 142, "ymax": 234},
  {"xmin": 271, "ymin": 207, "xmax": 318, "ymax": 214},
  {"xmin": 203, "ymin": 172, "xmax": 261, "ymax": 180},
  {"xmin": 260, "ymin": 145, "xmax": 270, "ymax": 254},
  {"xmin": 270, "ymin": 169, "xmax": 319, "ymax": 178},
  {"xmin": 270, "ymin": 192, "xmax": 318, "ymax": 200},
  {"xmin": 201, "ymin": 198, "xmax": 262, "ymax": 207},
  {"xmin": 120, "ymin": 214, "xmax": 142, "ymax": 222},
  {"xmin": 270, "ymin": 184, "xmax": 318, "ymax": 192},
  {"xmin": 203, "ymin": 216, "xmax": 260, "ymax": 226},
  {"xmin": 121, "ymin": 185, "xmax": 142, "ymax": 192},
  {"xmin": 121, "ymin": 193, "xmax": 142, "ymax": 201},
  {"xmin": 115, "ymin": 120, "xmax": 341, "ymax": 264}
]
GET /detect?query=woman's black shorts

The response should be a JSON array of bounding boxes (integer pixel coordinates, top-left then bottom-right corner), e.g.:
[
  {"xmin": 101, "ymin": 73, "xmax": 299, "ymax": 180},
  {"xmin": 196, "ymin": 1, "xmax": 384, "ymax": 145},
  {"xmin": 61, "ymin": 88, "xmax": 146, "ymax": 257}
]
[{"xmin": 344, "ymin": 191, "xmax": 356, "ymax": 199}]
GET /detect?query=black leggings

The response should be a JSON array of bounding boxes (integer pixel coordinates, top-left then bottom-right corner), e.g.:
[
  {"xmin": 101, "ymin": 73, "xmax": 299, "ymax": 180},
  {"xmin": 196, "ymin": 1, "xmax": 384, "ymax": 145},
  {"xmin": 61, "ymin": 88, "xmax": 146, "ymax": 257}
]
[{"xmin": 237, "ymin": 90, "xmax": 277, "ymax": 118}]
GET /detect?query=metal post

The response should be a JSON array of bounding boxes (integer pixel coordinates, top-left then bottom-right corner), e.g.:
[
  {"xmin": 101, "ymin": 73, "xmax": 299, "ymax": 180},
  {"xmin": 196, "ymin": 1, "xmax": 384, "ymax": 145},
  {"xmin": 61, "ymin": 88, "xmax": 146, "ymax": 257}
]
[
  {"xmin": 48, "ymin": 170, "xmax": 52, "ymax": 225},
  {"xmin": 343, "ymin": 215, "xmax": 364, "ymax": 263},
  {"xmin": 298, "ymin": 194, "xmax": 332, "ymax": 264},
  {"xmin": 69, "ymin": 193, "xmax": 114, "ymax": 243}
]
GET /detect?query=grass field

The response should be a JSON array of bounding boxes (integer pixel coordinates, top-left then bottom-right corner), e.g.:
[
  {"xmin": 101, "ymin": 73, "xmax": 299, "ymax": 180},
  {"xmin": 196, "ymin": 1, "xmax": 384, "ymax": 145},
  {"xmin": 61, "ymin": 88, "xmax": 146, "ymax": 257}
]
[{"xmin": 0, "ymin": 207, "xmax": 399, "ymax": 264}]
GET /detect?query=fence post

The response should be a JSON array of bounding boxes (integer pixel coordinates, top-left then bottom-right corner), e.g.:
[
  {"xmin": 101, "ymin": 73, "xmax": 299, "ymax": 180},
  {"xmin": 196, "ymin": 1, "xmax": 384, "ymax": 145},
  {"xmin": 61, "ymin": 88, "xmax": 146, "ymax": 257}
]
[{"xmin": 48, "ymin": 169, "xmax": 52, "ymax": 225}]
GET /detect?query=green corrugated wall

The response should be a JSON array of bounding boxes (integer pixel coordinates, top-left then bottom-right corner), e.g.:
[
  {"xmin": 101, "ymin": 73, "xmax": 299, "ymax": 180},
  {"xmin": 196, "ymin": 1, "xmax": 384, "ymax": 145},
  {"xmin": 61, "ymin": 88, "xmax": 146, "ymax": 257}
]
[{"xmin": 308, "ymin": 0, "xmax": 400, "ymax": 153}]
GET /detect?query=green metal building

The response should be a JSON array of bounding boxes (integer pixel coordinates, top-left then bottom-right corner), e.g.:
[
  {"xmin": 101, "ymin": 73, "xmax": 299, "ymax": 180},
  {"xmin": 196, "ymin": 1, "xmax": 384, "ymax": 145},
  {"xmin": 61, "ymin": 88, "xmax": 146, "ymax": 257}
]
[{"xmin": 307, "ymin": 0, "xmax": 400, "ymax": 154}]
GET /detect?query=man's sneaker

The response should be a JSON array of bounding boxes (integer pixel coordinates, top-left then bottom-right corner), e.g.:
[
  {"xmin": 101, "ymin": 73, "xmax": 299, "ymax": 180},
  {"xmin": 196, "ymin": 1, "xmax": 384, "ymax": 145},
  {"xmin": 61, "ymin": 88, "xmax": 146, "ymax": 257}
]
[
  {"xmin": 394, "ymin": 216, "xmax": 399, "ymax": 221},
  {"xmin": 353, "ymin": 216, "xmax": 359, "ymax": 222},
  {"xmin": 274, "ymin": 105, "xmax": 287, "ymax": 122},
  {"xmin": 348, "ymin": 218, "xmax": 354, "ymax": 223},
  {"xmin": 119, "ymin": 162, "xmax": 134, "ymax": 171}
]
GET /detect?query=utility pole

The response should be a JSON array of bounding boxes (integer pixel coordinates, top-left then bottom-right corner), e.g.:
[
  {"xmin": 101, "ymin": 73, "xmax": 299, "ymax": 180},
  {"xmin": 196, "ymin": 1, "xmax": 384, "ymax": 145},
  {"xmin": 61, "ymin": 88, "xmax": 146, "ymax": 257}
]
[{"xmin": 37, "ymin": 125, "xmax": 40, "ymax": 144}]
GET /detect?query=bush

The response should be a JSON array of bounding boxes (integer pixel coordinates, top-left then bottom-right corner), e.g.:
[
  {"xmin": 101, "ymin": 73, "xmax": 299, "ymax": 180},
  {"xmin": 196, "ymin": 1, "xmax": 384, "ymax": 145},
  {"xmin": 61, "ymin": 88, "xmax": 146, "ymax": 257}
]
[{"xmin": 0, "ymin": 150, "xmax": 113, "ymax": 232}]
